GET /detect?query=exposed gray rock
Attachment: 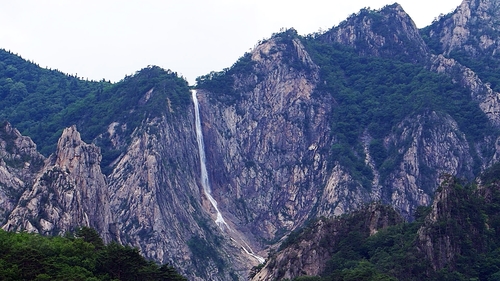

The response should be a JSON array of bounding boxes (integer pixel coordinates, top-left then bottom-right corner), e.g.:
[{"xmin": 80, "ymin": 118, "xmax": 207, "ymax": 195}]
[
  {"xmin": 429, "ymin": 54, "xmax": 500, "ymax": 126},
  {"xmin": 426, "ymin": 0, "xmax": 500, "ymax": 56},
  {"xmin": 321, "ymin": 3, "xmax": 430, "ymax": 63},
  {"xmin": 0, "ymin": 122, "xmax": 44, "ymax": 224},
  {"xmin": 383, "ymin": 111, "xmax": 474, "ymax": 218},
  {"xmin": 4, "ymin": 1, "xmax": 500, "ymax": 280},
  {"xmin": 2, "ymin": 126, "xmax": 111, "ymax": 238},
  {"xmin": 199, "ymin": 35, "xmax": 336, "ymax": 243},
  {"xmin": 251, "ymin": 204, "xmax": 402, "ymax": 281}
]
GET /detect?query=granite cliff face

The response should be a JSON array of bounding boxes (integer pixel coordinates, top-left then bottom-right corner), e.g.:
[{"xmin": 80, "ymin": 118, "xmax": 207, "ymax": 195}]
[
  {"xmin": 3, "ymin": 126, "xmax": 110, "ymax": 238},
  {"xmin": 252, "ymin": 167, "xmax": 500, "ymax": 280},
  {"xmin": 104, "ymin": 114, "xmax": 248, "ymax": 279},
  {"xmin": 198, "ymin": 34, "xmax": 338, "ymax": 241},
  {"xmin": 424, "ymin": 0, "xmax": 500, "ymax": 57},
  {"xmin": 381, "ymin": 111, "xmax": 475, "ymax": 218},
  {"xmin": 428, "ymin": 54, "xmax": 500, "ymax": 127},
  {"xmin": 1, "ymin": 116, "xmax": 257, "ymax": 280},
  {"xmin": 2, "ymin": 1, "xmax": 500, "ymax": 280},
  {"xmin": 424, "ymin": 0, "xmax": 500, "ymax": 127}
]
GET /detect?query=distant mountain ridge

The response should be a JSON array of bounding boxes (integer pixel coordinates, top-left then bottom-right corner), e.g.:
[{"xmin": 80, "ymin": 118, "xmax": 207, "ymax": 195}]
[{"xmin": 1, "ymin": 0, "xmax": 500, "ymax": 280}]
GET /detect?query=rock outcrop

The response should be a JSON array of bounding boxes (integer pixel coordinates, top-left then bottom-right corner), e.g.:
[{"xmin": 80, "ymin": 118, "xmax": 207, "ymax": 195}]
[
  {"xmin": 429, "ymin": 54, "xmax": 500, "ymax": 126},
  {"xmin": 424, "ymin": 0, "xmax": 500, "ymax": 126},
  {"xmin": 0, "ymin": 122, "xmax": 44, "ymax": 224},
  {"xmin": 382, "ymin": 111, "xmax": 474, "ymax": 218},
  {"xmin": 3, "ymin": 126, "xmax": 111, "ymax": 238},
  {"xmin": 321, "ymin": 3, "xmax": 430, "ymax": 64},
  {"xmin": 416, "ymin": 173, "xmax": 497, "ymax": 271},
  {"xmin": 424, "ymin": 0, "xmax": 500, "ymax": 56}
]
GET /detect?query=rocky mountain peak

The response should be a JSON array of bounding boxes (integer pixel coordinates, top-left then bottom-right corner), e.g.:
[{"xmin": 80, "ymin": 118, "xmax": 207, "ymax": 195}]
[
  {"xmin": 53, "ymin": 125, "xmax": 101, "ymax": 174},
  {"xmin": 425, "ymin": 0, "xmax": 500, "ymax": 56},
  {"xmin": 321, "ymin": 3, "xmax": 429, "ymax": 63},
  {"xmin": 1, "ymin": 122, "xmax": 41, "ymax": 160},
  {"xmin": 422, "ymin": 0, "xmax": 500, "ymax": 127},
  {"xmin": 0, "ymin": 121, "xmax": 44, "ymax": 177},
  {"xmin": 3, "ymin": 0, "xmax": 500, "ymax": 279},
  {"xmin": 251, "ymin": 32, "xmax": 318, "ymax": 76},
  {"xmin": 2, "ymin": 125, "xmax": 110, "ymax": 238}
]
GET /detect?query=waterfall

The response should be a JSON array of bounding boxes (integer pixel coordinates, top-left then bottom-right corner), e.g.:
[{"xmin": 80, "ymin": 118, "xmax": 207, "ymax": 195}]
[
  {"xmin": 191, "ymin": 90, "xmax": 264, "ymax": 264},
  {"xmin": 192, "ymin": 90, "xmax": 228, "ymax": 229}
]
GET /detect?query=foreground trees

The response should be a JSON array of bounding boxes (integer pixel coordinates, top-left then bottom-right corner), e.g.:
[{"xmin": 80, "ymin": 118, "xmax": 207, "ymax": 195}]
[{"xmin": 0, "ymin": 227, "xmax": 186, "ymax": 281}]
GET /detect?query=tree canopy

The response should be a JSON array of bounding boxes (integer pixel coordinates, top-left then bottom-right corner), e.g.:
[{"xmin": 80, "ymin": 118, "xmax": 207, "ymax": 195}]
[{"xmin": 0, "ymin": 227, "xmax": 187, "ymax": 281}]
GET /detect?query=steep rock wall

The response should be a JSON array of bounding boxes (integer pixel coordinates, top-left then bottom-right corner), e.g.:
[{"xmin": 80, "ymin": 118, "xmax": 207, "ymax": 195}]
[
  {"xmin": 2, "ymin": 126, "xmax": 110, "ymax": 237},
  {"xmin": 199, "ymin": 36, "xmax": 341, "ymax": 243}
]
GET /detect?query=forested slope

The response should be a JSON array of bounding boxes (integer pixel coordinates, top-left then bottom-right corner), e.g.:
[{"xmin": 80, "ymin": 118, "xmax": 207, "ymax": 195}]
[{"xmin": 0, "ymin": 50, "xmax": 190, "ymax": 157}]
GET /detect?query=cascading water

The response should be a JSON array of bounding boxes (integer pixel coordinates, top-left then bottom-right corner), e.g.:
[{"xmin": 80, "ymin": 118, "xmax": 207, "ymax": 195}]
[
  {"xmin": 191, "ymin": 89, "xmax": 265, "ymax": 264},
  {"xmin": 192, "ymin": 89, "xmax": 228, "ymax": 229}
]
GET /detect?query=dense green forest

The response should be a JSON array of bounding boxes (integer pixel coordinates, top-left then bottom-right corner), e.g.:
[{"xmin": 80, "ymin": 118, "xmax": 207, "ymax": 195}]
[
  {"xmin": 0, "ymin": 49, "xmax": 191, "ymax": 156},
  {"xmin": 0, "ymin": 227, "xmax": 186, "ymax": 281},
  {"xmin": 0, "ymin": 50, "xmax": 106, "ymax": 155},
  {"xmin": 303, "ymin": 35, "xmax": 496, "ymax": 185},
  {"xmin": 274, "ymin": 164, "xmax": 500, "ymax": 281}
]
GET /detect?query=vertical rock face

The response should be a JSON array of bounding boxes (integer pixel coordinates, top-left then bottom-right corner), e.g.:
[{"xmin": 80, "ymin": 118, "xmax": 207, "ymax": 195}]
[
  {"xmin": 107, "ymin": 116, "xmax": 202, "ymax": 268},
  {"xmin": 316, "ymin": 165, "xmax": 371, "ymax": 218},
  {"xmin": 2, "ymin": 126, "xmax": 110, "ymax": 238},
  {"xmin": 318, "ymin": 2, "xmax": 500, "ymax": 219},
  {"xmin": 429, "ymin": 54, "xmax": 500, "ymax": 126},
  {"xmin": 199, "ymin": 34, "xmax": 338, "ymax": 242},
  {"xmin": 0, "ymin": 122, "xmax": 44, "ymax": 224},
  {"xmin": 424, "ymin": 0, "xmax": 500, "ymax": 126},
  {"xmin": 1, "ymin": 118, "xmax": 255, "ymax": 280},
  {"xmin": 105, "ymin": 113, "xmax": 257, "ymax": 280}
]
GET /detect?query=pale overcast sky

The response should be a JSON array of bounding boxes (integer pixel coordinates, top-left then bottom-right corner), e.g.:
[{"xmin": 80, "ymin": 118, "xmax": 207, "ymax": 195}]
[{"xmin": 0, "ymin": 0, "xmax": 462, "ymax": 85}]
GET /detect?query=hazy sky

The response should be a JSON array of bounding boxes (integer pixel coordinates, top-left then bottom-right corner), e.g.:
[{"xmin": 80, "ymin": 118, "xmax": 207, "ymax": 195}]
[{"xmin": 0, "ymin": 0, "xmax": 462, "ymax": 85}]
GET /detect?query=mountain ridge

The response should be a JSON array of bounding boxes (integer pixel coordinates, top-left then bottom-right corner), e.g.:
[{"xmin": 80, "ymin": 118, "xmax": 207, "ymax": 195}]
[{"xmin": 1, "ymin": 1, "xmax": 500, "ymax": 280}]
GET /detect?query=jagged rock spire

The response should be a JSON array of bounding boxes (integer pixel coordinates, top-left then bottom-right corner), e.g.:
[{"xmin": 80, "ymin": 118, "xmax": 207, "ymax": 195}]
[{"xmin": 2, "ymin": 125, "xmax": 111, "ymax": 239}]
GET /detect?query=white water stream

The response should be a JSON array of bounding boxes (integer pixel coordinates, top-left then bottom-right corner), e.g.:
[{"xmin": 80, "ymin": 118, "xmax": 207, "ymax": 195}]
[
  {"xmin": 191, "ymin": 90, "xmax": 265, "ymax": 264},
  {"xmin": 192, "ymin": 89, "xmax": 228, "ymax": 229}
]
